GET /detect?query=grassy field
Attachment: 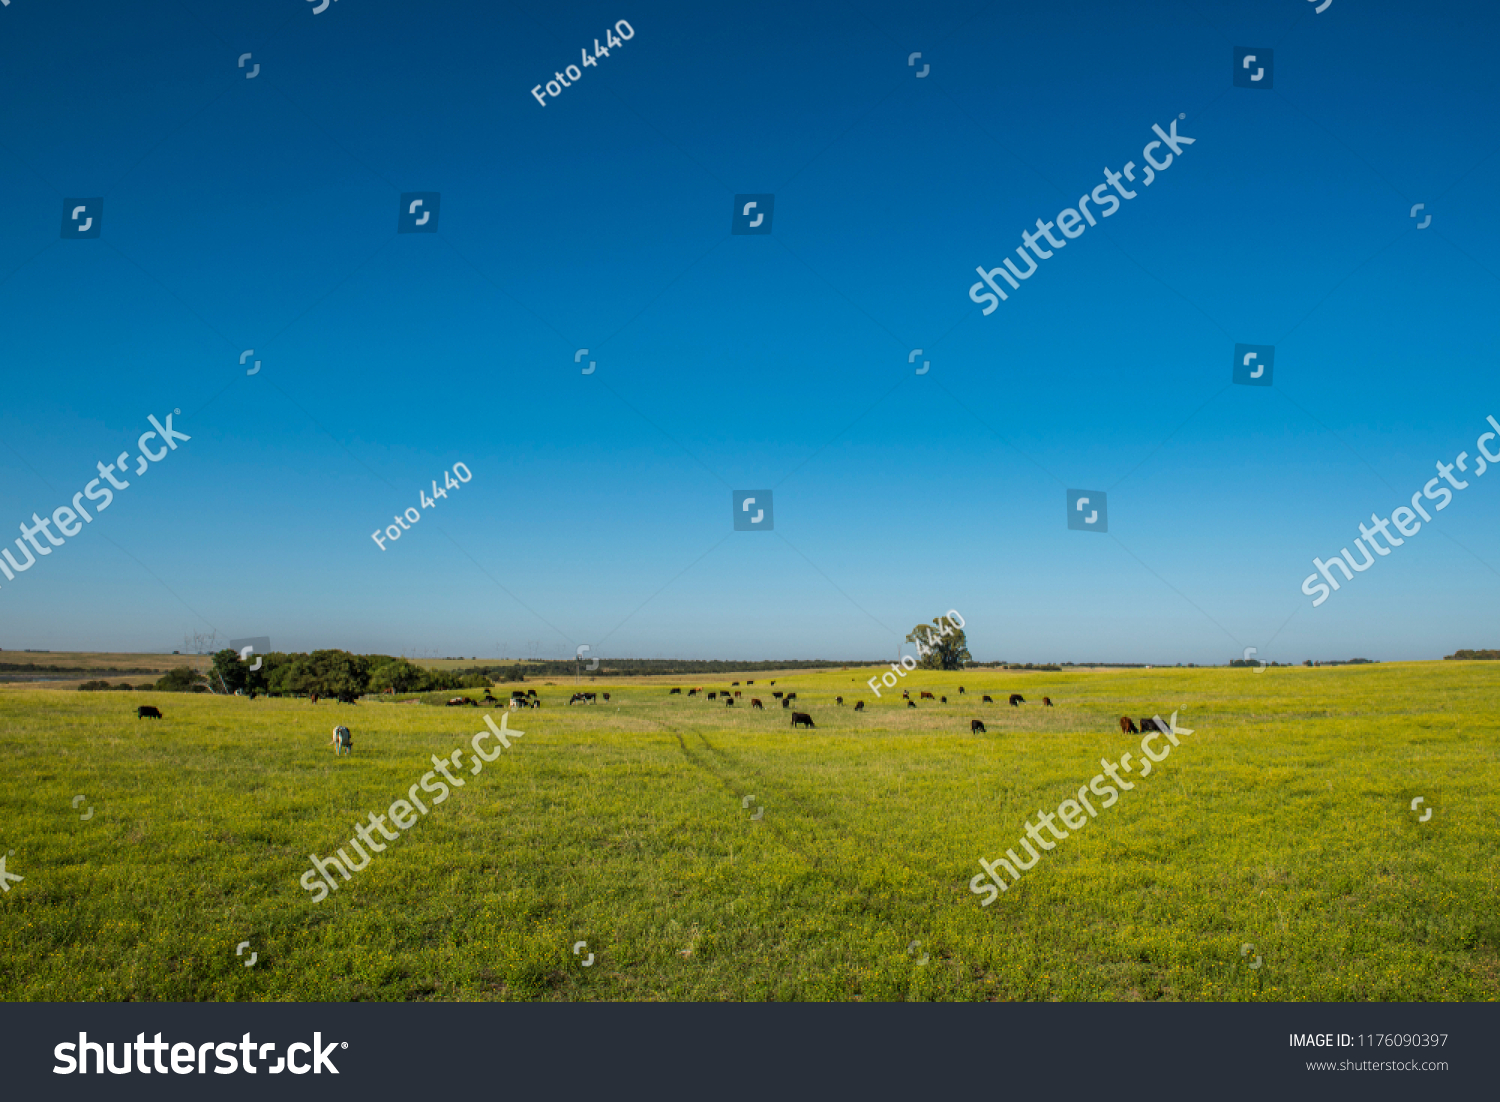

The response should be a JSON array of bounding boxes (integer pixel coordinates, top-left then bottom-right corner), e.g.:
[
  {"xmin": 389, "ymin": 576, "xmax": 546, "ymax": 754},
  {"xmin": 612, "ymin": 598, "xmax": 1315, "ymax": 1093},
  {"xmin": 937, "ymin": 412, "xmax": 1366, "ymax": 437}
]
[{"xmin": 1, "ymin": 661, "xmax": 1496, "ymax": 1002}]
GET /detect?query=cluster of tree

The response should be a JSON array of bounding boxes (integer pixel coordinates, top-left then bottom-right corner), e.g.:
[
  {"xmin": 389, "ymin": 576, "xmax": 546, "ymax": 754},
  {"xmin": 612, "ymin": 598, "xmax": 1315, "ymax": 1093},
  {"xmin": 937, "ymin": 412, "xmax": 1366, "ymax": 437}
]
[
  {"xmin": 905, "ymin": 617, "xmax": 972, "ymax": 671},
  {"xmin": 77, "ymin": 680, "xmax": 147, "ymax": 691},
  {"xmin": 1444, "ymin": 649, "xmax": 1500, "ymax": 660},
  {"xmin": 1228, "ymin": 659, "xmax": 1290, "ymax": 668},
  {"xmin": 1300, "ymin": 658, "xmax": 1377, "ymax": 667},
  {"xmin": 197, "ymin": 650, "xmax": 494, "ymax": 697}
]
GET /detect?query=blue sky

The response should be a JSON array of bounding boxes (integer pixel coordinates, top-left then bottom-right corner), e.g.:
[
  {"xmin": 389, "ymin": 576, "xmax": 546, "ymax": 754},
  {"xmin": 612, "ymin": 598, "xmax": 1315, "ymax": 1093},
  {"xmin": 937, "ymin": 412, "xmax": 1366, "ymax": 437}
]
[{"xmin": 1, "ymin": 0, "xmax": 1497, "ymax": 664}]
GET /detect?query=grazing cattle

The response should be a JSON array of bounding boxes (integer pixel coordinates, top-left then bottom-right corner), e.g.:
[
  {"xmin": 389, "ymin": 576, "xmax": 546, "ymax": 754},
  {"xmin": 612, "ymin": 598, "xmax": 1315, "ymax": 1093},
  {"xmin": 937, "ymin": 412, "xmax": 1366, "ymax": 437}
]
[
  {"xmin": 568, "ymin": 692, "xmax": 595, "ymax": 705},
  {"xmin": 310, "ymin": 693, "xmax": 319, "ymax": 705},
  {"xmin": 786, "ymin": 692, "xmax": 797, "ymax": 701},
  {"xmin": 971, "ymin": 719, "xmax": 986, "ymax": 733},
  {"xmin": 137, "ymin": 705, "xmax": 162, "ymax": 720},
  {"xmin": 1042, "ymin": 697, "xmax": 1053, "ymax": 706},
  {"xmin": 769, "ymin": 681, "xmax": 775, "ymax": 686},
  {"xmin": 725, "ymin": 697, "xmax": 735, "ymax": 707},
  {"xmin": 958, "ymin": 687, "xmax": 965, "ymax": 695},
  {"xmin": 1009, "ymin": 694, "xmax": 1025, "ymax": 707},
  {"xmin": 920, "ymin": 691, "xmax": 935, "ymax": 700},
  {"xmin": 751, "ymin": 698, "xmax": 763, "ymax": 710},
  {"xmin": 708, "ymin": 692, "xmax": 717, "ymax": 700},
  {"xmin": 331, "ymin": 725, "xmax": 353, "ymax": 755},
  {"xmin": 747, "ymin": 680, "xmax": 754, "ymax": 685},
  {"xmin": 902, "ymin": 689, "xmax": 910, "ymax": 699},
  {"xmin": 1140, "ymin": 717, "xmax": 1165, "ymax": 734},
  {"xmin": 773, "ymin": 692, "xmax": 783, "ymax": 699},
  {"xmin": 687, "ymin": 688, "xmax": 699, "ymax": 696},
  {"xmin": 1119, "ymin": 716, "xmax": 1139, "ymax": 734},
  {"xmin": 854, "ymin": 701, "xmax": 865, "ymax": 711},
  {"xmin": 907, "ymin": 700, "xmax": 917, "ymax": 709},
  {"xmin": 733, "ymin": 691, "xmax": 741, "ymax": 698},
  {"xmin": 940, "ymin": 696, "xmax": 947, "ymax": 704},
  {"xmin": 602, "ymin": 693, "xmax": 610, "ymax": 701},
  {"xmin": 835, "ymin": 696, "xmax": 843, "ymax": 705},
  {"xmin": 669, "ymin": 688, "xmax": 682, "ymax": 695},
  {"xmin": 527, "ymin": 690, "xmax": 538, "ymax": 698},
  {"xmin": 781, "ymin": 697, "xmax": 791, "ymax": 709},
  {"xmin": 446, "ymin": 696, "xmax": 477, "ymax": 707},
  {"xmin": 982, "ymin": 695, "xmax": 994, "ymax": 703},
  {"xmin": 791, "ymin": 712, "xmax": 815, "ymax": 729},
  {"xmin": 732, "ymin": 681, "xmax": 740, "ymax": 686}
]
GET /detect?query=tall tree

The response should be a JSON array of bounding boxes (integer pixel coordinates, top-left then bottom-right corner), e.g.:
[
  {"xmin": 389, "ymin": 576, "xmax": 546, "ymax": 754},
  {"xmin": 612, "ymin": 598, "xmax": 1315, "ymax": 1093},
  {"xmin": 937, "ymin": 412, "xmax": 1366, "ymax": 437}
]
[{"xmin": 905, "ymin": 615, "xmax": 971, "ymax": 671}]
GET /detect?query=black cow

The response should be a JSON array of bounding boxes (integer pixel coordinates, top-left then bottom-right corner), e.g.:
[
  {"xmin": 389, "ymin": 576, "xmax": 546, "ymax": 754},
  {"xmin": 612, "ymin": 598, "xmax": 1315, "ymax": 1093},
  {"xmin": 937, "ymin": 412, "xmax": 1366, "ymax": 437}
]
[
  {"xmin": 1140, "ymin": 716, "xmax": 1165, "ymax": 734},
  {"xmin": 1119, "ymin": 716, "xmax": 1139, "ymax": 734},
  {"xmin": 854, "ymin": 701, "xmax": 865, "ymax": 711},
  {"xmin": 725, "ymin": 697, "xmax": 735, "ymax": 707},
  {"xmin": 786, "ymin": 692, "xmax": 797, "ymax": 701},
  {"xmin": 940, "ymin": 696, "xmax": 947, "ymax": 704},
  {"xmin": 769, "ymin": 681, "xmax": 776, "ymax": 686},
  {"xmin": 835, "ymin": 696, "xmax": 843, "ymax": 705},
  {"xmin": 791, "ymin": 712, "xmax": 815, "ymax": 729},
  {"xmin": 982, "ymin": 695, "xmax": 994, "ymax": 703},
  {"xmin": 781, "ymin": 697, "xmax": 790, "ymax": 709},
  {"xmin": 732, "ymin": 681, "xmax": 740, "ymax": 686},
  {"xmin": 1009, "ymin": 694, "xmax": 1025, "ymax": 707},
  {"xmin": 751, "ymin": 698, "xmax": 763, "ymax": 710},
  {"xmin": 958, "ymin": 686, "xmax": 966, "ymax": 695},
  {"xmin": 907, "ymin": 700, "xmax": 917, "ymax": 708},
  {"xmin": 602, "ymin": 693, "xmax": 610, "ymax": 701},
  {"xmin": 708, "ymin": 692, "xmax": 717, "ymax": 700},
  {"xmin": 773, "ymin": 692, "xmax": 783, "ymax": 698},
  {"xmin": 137, "ymin": 705, "xmax": 162, "ymax": 720},
  {"xmin": 527, "ymin": 690, "xmax": 538, "ymax": 698},
  {"xmin": 746, "ymin": 680, "xmax": 754, "ymax": 685},
  {"xmin": 338, "ymin": 692, "xmax": 359, "ymax": 705},
  {"xmin": 511, "ymin": 690, "xmax": 528, "ymax": 700},
  {"xmin": 669, "ymin": 688, "xmax": 682, "ymax": 695},
  {"xmin": 971, "ymin": 719, "xmax": 986, "ymax": 733},
  {"xmin": 688, "ymin": 688, "xmax": 699, "ymax": 696}
]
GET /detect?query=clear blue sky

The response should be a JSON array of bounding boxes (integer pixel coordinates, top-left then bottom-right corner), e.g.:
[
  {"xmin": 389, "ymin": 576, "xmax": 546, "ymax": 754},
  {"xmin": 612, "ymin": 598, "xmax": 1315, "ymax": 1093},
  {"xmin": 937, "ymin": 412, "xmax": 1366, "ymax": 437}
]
[{"xmin": 1, "ymin": 0, "xmax": 1497, "ymax": 664}]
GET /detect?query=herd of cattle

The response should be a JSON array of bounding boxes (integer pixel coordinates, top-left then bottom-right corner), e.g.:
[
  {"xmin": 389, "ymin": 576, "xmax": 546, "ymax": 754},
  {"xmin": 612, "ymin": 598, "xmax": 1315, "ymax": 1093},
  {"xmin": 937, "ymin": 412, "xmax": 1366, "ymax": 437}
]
[{"xmin": 132, "ymin": 684, "xmax": 1160, "ymax": 740}]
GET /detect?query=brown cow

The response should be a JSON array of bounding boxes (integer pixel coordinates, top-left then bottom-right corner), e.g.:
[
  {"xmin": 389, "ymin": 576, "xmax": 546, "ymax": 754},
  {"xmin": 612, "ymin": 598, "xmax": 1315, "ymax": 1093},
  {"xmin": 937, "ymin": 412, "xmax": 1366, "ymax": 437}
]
[
  {"xmin": 902, "ymin": 689, "xmax": 910, "ymax": 699},
  {"xmin": 751, "ymin": 698, "xmax": 763, "ymax": 710},
  {"xmin": 1119, "ymin": 716, "xmax": 1139, "ymax": 734},
  {"xmin": 919, "ymin": 691, "xmax": 934, "ymax": 700},
  {"xmin": 854, "ymin": 701, "xmax": 865, "ymax": 711},
  {"xmin": 1042, "ymin": 697, "xmax": 1053, "ymax": 706},
  {"xmin": 1009, "ymin": 694, "xmax": 1025, "ymax": 706},
  {"xmin": 733, "ymin": 691, "xmax": 741, "ymax": 698},
  {"xmin": 791, "ymin": 712, "xmax": 815, "ymax": 728},
  {"xmin": 970, "ymin": 719, "xmax": 986, "ymax": 733}
]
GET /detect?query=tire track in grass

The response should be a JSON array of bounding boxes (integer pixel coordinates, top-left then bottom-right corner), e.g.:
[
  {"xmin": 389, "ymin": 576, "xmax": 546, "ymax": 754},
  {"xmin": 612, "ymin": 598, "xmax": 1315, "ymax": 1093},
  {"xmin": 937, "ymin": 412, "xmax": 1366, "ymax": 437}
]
[{"xmin": 654, "ymin": 718, "xmax": 959, "ymax": 969}]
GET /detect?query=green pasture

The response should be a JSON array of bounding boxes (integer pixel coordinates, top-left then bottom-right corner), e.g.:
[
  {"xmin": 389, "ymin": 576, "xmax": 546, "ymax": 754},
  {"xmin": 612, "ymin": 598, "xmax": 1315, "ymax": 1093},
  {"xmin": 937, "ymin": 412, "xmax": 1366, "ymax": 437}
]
[{"xmin": 0, "ymin": 662, "xmax": 1496, "ymax": 1002}]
